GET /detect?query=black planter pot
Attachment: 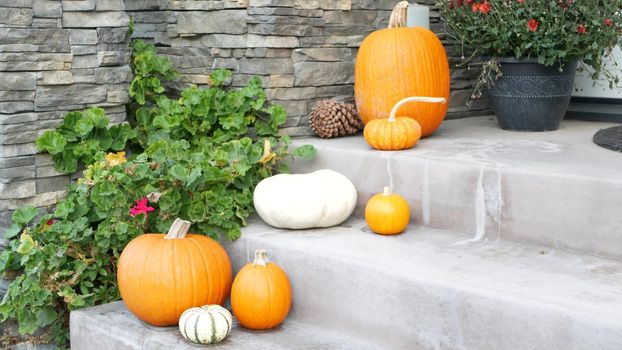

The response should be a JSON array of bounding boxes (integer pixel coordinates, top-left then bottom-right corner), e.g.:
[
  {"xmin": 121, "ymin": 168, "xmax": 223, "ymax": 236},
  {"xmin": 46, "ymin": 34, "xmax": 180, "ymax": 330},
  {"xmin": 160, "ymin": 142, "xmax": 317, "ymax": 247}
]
[{"xmin": 488, "ymin": 58, "xmax": 578, "ymax": 131}]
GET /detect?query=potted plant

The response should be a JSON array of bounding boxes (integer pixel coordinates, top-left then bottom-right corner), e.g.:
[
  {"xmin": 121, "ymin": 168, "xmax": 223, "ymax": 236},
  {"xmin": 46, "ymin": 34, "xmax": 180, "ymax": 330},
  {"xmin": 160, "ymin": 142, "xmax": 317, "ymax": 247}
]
[{"xmin": 437, "ymin": 0, "xmax": 622, "ymax": 131}]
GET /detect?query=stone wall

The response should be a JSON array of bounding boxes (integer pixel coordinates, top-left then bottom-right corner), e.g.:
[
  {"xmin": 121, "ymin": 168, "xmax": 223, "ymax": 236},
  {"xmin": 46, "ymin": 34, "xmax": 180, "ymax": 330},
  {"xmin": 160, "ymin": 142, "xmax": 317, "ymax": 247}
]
[
  {"xmin": 128, "ymin": 0, "xmax": 487, "ymax": 136},
  {"xmin": 0, "ymin": 0, "xmax": 132, "ymax": 295}
]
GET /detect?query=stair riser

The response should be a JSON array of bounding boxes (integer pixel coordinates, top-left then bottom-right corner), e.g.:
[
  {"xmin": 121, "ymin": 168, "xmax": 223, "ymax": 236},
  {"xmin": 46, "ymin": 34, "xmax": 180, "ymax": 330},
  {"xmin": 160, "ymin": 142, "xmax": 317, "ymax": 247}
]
[
  {"xmin": 228, "ymin": 234, "xmax": 622, "ymax": 350},
  {"xmin": 291, "ymin": 142, "xmax": 622, "ymax": 259}
]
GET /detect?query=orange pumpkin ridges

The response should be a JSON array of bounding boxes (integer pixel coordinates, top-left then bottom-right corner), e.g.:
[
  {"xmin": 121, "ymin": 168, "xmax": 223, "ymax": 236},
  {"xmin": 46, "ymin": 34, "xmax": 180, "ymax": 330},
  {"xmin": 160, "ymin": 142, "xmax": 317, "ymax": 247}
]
[
  {"xmin": 117, "ymin": 218, "xmax": 232, "ymax": 326},
  {"xmin": 231, "ymin": 250, "xmax": 292, "ymax": 330},
  {"xmin": 354, "ymin": 1, "xmax": 451, "ymax": 137},
  {"xmin": 365, "ymin": 186, "xmax": 410, "ymax": 235},
  {"xmin": 363, "ymin": 96, "xmax": 445, "ymax": 151}
]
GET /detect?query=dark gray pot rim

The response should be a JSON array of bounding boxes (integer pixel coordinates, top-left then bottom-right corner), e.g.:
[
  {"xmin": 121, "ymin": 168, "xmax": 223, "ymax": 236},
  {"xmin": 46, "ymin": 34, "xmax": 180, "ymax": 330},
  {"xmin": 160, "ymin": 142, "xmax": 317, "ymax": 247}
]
[{"xmin": 484, "ymin": 56, "xmax": 577, "ymax": 65}]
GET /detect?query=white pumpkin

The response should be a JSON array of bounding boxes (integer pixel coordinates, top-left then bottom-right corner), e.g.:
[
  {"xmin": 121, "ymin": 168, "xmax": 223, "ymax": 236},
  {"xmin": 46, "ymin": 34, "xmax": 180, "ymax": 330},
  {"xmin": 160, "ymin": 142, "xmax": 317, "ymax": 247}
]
[
  {"xmin": 253, "ymin": 169, "xmax": 357, "ymax": 229},
  {"xmin": 178, "ymin": 305, "xmax": 232, "ymax": 345}
]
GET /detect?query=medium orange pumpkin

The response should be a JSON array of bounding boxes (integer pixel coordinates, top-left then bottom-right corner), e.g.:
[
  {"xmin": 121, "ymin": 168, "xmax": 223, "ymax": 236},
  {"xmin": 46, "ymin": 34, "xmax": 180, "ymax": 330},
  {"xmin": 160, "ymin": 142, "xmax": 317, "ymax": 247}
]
[
  {"xmin": 365, "ymin": 186, "xmax": 410, "ymax": 235},
  {"xmin": 231, "ymin": 250, "xmax": 291, "ymax": 330},
  {"xmin": 354, "ymin": 1, "xmax": 450, "ymax": 137},
  {"xmin": 364, "ymin": 96, "xmax": 445, "ymax": 150},
  {"xmin": 117, "ymin": 218, "xmax": 232, "ymax": 326}
]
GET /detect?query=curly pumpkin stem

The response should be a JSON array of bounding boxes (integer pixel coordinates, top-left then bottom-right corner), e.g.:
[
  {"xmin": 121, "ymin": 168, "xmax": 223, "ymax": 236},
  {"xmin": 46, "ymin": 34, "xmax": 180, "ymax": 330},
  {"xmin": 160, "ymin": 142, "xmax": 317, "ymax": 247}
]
[
  {"xmin": 164, "ymin": 218, "xmax": 192, "ymax": 239},
  {"xmin": 388, "ymin": 1, "xmax": 410, "ymax": 28},
  {"xmin": 253, "ymin": 249, "xmax": 269, "ymax": 267},
  {"xmin": 388, "ymin": 96, "xmax": 447, "ymax": 122}
]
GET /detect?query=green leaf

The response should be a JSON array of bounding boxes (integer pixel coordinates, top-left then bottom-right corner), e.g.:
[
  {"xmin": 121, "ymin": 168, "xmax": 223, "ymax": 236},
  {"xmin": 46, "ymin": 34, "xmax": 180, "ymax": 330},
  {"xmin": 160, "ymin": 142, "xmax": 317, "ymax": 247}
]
[
  {"xmin": 293, "ymin": 144, "xmax": 317, "ymax": 159},
  {"xmin": 12, "ymin": 206, "xmax": 38, "ymax": 226},
  {"xmin": 36, "ymin": 131, "xmax": 67, "ymax": 155},
  {"xmin": 36, "ymin": 307, "xmax": 57, "ymax": 327},
  {"xmin": 54, "ymin": 201, "xmax": 75, "ymax": 220},
  {"xmin": 86, "ymin": 107, "xmax": 108, "ymax": 129},
  {"xmin": 74, "ymin": 117, "xmax": 94, "ymax": 136},
  {"xmin": 4, "ymin": 223, "xmax": 21, "ymax": 239},
  {"xmin": 169, "ymin": 164, "xmax": 188, "ymax": 181},
  {"xmin": 209, "ymin": 69, "xmax": 231, "ymax": 86},
  {"xmin": 0, "ymin": 250, "xmax": 13, "ymax": 271},
  {"xmin": 53, "ymin": 150, "xmax": 79, "ymax": 173}
]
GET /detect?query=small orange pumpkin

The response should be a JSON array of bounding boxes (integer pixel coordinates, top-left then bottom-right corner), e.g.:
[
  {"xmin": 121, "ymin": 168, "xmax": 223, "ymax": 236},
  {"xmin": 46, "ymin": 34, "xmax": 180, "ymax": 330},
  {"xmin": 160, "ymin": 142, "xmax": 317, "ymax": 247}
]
[
  {"xmin": 231, "ymin": 250, "xmax": 292, "ymax": 330},
  {"xmin": 365, "ymin": 186, "xmax": 410, "ymax": 235},
  {"xmin": 117, "ymin": 218, "xmax": 232, "ymax": 326},
  {"xmin": 364, "ymin": 96, "xmax": 445, "ymax": 151}
]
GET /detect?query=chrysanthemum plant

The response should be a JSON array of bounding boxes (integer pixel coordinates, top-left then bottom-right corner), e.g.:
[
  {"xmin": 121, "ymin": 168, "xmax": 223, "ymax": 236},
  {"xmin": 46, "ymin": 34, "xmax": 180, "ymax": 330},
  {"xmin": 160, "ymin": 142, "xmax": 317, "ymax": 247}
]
[{"xmin": 437, "ymin": 0, "xmax": 622, "ymax": 89}]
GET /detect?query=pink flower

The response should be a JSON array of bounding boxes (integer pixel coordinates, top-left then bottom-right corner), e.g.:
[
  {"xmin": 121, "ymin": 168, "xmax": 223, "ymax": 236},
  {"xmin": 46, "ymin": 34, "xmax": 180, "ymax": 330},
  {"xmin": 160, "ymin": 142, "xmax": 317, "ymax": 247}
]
[
  {"xmin": 130, "ymin": 198, "xmax": 154, "ymax": 218},
  {"xmin": 604, "ymin": 18, "xmax": 614, "ymax": 27}
]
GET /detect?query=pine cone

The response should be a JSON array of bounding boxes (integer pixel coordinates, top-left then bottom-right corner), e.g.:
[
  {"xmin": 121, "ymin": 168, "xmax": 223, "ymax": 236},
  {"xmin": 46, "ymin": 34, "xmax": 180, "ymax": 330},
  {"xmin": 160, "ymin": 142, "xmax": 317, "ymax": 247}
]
[{"xmin": 308, "ymin": 100, "xmax": 363, "ymax": 138}]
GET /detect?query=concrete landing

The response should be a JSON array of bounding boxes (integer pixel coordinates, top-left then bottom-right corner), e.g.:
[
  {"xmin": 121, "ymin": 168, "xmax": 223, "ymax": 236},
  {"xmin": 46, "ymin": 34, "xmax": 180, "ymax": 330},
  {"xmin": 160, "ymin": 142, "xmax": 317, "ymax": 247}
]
[
  {"xmin": 226, "ymin": 218, "xmax": 622, "ymax": 350},
  {"xmin": 291, "ymin": 117, "xmax": 622, "ymax": 258},
  {"xmin": 70, "ymin": 301, "xmax": 375, "ymax": 350}
]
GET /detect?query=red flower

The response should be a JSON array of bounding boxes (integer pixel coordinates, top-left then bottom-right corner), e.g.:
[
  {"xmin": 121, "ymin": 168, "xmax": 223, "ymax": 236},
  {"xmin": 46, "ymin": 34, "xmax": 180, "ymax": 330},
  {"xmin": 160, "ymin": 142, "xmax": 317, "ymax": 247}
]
[
  {"xmin": 478, "ymin": 1, "xmax": 490, "ymax": 14},
  {"xmin": 528, "ymin": 18, "xmax": 539, "ymax": 32},
  {"xmin": 130, "ymin": 198, "xmax": 155, "ymax": 218},
  {"xmin": 471, "ymin": 3, "xmax": 480, "ymax": 12},
  {"xmin": 46, "ymin": 219, "xmax": 54, "ymax": 226},
  {"xmin": 604, "ymin": 18, "xmax": 614, "ymax": 27},
  {"xmin": 576, "ymin": 24, "xmax": 587, "ymax": 34},
  {"xmin": 467, "ymin": 0, "xmax": 474, "ymax": 3}
]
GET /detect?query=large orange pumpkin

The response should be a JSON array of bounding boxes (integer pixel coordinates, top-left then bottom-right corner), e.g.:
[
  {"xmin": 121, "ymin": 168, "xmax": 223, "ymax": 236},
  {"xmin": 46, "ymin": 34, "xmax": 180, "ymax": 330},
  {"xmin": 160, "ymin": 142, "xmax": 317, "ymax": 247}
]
[
  {"xmin": 117, "ymin": 218, "xmax": 232, "ymax": 326},
  {"xmin": 231, "ymin": 250, "xmax": 291, "ymax": 330},
  {"xmin": 354, "ymin": 1, "xmax": 450, "ymax": 137}
]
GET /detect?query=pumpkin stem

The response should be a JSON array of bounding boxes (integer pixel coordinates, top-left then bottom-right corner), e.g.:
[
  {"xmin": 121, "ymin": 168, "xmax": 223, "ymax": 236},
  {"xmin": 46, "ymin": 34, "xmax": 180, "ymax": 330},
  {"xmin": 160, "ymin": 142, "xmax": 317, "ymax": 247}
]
[
  {"xmin": 388, "ymin": 1, "xmax": 409, "ymax": 29},
  {"xmin": 383, "ymin": 186, "xmax": 392, "ymax": 196},
  {"xmin": 388, "ymin": 96, "xmax": 447, "ymax": 122},
  {"xmin": 253, "ymin": 249, "xmax": 269, "ymax": 267},
  {"xmin": 164, "ymin": 218, "xmax": 192, "ymax": 239}
]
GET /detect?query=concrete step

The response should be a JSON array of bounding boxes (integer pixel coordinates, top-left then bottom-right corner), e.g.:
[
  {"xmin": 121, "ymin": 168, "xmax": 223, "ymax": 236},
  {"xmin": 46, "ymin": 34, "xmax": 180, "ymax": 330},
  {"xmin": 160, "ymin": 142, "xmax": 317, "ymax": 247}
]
[
  {"xmin": 225, "ymin": 218, "xmax": 622, "ymax": 350},
  {"xmin": 291, "ymin": 116, "xmax": 622, "ymax": 259},
  {"xmin": 69, "ymin": 301, "xmax": 375, "ymax": 350}
]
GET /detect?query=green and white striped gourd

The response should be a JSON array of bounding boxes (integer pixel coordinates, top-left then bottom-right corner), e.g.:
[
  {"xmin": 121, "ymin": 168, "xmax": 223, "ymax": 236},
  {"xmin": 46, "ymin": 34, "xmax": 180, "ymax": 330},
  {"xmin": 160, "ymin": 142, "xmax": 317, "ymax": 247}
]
[{"xmin": 178, "ymin": 305, "xmax": 233, "ymax": 345}]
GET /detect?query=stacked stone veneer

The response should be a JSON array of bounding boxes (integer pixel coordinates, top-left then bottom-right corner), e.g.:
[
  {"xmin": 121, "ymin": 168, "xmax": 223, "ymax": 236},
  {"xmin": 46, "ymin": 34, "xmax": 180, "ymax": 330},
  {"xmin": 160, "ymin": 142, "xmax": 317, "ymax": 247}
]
[
  {"xmin": 0, "ymin": 0, "xmax": 132, "ymax": 265},
  {"xmin": 0, "ymin": 1, "xmax": 484, "ymax": 241},
  {"xmin": 128, "ymin": 0, "xmax": 486, "ymax": 136}
]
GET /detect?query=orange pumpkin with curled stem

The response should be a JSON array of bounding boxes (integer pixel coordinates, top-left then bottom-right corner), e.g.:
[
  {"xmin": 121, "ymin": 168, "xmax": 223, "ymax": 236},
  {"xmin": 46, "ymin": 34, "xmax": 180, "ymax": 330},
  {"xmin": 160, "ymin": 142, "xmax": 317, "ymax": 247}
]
[
  {"xmin": 363, "ymin": 96, "xmax": 446, "ymax": 151},
  {"xmin": 365, "ymin": 186, "xmax": 410, "ymax": 235}
]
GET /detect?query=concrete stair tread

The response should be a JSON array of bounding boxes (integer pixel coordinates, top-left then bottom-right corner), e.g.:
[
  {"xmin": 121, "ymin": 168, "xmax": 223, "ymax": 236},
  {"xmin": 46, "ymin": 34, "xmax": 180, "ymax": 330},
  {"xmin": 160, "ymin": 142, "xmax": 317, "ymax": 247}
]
[
  {"xmin": 290, "ymin": 117, "xmax": 622, "ymax": 258},
  {"xmin": 239, "ymin": 217, "xmax": 622, "ymax": 326},
  {"xmin": 70, "ymin": 301, "xmax": 375, "ymax": 350},
  {"xmin": 293, "ymin": 116, "xmax": 622, "ymax": 180}
]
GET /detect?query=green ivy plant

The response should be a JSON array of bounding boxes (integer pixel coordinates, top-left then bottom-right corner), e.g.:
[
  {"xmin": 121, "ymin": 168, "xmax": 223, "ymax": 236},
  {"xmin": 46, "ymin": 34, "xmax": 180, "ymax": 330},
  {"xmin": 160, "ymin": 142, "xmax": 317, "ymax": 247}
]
[
  {"xmin": 0, "ymin": 40, "xmax": 315, "ymax": 348},
  {"xmin": 36, "ymin": 108, "xmax": 136, "ymax": 173}
]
